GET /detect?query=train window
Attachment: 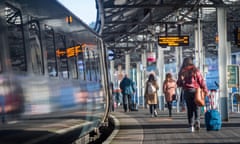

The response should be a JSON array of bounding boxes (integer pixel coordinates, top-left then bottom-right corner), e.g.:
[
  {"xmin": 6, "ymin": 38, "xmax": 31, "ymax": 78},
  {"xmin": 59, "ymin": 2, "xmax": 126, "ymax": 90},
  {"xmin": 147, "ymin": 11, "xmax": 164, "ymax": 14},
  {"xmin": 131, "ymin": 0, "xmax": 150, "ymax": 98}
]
[
  {"xmin": 28, "ymin": 21, "xmax": 44, "ymax": 75},
  {"xmin": 44, "ymin": 25, "xmax": 58, "ymax": 77},
  {"xmin": 68, "ymin": 57, "xmax": 78, "ymax": 79},
  {"xmin": 0, "ymin": 61, "xmax": 2, "ymax": 73},
  {"xmin": 77, "ymin": 45, "xmax": 85, "ymax": 80},
  {"xmin": 92, "ymin": 51, "xmax": 100, "ymax": 81},
  {"xmin": 85, "ymin": 48, "xmax": 92, "ymax": 81},
  {"xmin": 93, "ymin": 44, "xmax": 101, "ymax": 81},
  {"xmin": 6, "ymin": 5, "xmax": 27, "ymax": 72},
  {"xmin": 29, "ymin": 35, "xmax": 44, "ymax": 74},
  {"xmin": 55, "ymin": 34, "xmax": 69, "ymax": 79}
]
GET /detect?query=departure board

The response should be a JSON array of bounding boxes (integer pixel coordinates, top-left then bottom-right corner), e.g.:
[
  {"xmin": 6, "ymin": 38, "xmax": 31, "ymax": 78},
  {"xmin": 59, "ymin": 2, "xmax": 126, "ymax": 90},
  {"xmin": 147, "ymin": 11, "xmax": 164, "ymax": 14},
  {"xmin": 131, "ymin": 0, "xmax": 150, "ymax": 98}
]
[
  {"xmin": 56, "ymin": 45, "xmax": 84, "ymax": 58},
  {"xmin": 158, "ymin": 36, "xmax": 189, "ymax": 46}
]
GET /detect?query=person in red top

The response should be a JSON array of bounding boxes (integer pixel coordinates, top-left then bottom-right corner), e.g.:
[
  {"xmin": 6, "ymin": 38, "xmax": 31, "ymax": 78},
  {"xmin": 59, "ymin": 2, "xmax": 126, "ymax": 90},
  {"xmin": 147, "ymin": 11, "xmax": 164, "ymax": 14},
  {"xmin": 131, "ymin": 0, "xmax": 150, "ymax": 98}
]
[{"xmin": 177, "ymin": 57, "xmax": 208, "ymax": 132}]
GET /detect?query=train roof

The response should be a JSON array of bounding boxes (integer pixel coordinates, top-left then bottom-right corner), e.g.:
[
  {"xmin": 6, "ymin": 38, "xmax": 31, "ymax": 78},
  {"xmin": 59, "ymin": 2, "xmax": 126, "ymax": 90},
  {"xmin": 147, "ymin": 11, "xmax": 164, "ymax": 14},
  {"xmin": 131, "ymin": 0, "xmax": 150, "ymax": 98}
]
[{"xmin": 2, "ymin": 0, "xmax": 100, "ymax": 44}]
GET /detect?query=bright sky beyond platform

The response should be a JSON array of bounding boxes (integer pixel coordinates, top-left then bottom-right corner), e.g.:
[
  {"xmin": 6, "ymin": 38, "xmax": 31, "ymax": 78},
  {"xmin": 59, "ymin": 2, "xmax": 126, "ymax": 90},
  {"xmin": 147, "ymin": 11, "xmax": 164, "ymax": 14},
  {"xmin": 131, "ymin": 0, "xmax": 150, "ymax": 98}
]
[{"xmin": 58, "ymin": 0, "xmax": 97, "ymax": 25}]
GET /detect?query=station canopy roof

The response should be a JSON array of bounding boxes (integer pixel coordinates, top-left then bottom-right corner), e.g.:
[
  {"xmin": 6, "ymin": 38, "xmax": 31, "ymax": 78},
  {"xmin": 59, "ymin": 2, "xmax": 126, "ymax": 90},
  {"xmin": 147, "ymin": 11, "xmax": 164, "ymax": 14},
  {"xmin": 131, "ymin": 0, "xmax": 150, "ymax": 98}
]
[{"xmin": 98, "ymin": 0, "xmax": 240, "ymax": 64}]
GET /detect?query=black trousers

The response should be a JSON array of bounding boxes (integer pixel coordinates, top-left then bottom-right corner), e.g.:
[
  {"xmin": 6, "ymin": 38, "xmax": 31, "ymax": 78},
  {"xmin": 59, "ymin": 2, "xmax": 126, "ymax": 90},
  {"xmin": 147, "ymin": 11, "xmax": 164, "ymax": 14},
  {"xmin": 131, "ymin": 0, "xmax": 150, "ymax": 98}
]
[
  {"xmin": 122, "ymin": 94, "xmax": 133, "ymax": 112},
  {"xmin": 149, "ymin": 104, "xmax": 157, "ymax": 114},
  {"xmin": 184, "ymin": 89, "xmax": 200, "ymax": 126},
  {"xmin": 166, "ymin": 101, "xmax": 172, "ymax": 116}
]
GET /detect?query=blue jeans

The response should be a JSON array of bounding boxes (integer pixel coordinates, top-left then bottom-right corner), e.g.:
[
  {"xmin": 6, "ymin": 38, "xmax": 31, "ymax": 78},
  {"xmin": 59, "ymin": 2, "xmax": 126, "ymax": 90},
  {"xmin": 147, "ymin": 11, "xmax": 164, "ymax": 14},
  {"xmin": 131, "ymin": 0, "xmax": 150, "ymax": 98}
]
[
  {"xmin": 115, "ymin": 92, "xmax": 122, "ymax": 104},
  {"xmin": 184, "ymin": 89, "xmax": 200, "ymax": 126}
]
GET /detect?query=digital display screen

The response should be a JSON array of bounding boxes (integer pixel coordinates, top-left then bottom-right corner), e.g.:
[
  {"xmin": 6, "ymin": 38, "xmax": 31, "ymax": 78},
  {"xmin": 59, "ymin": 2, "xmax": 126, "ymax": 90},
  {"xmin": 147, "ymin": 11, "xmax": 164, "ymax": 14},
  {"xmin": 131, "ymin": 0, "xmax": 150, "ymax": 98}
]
[
  {"xmin": 56, "ymin": 45, "xmax": 84, "ymax": 58},
  {"xmin": 158, "ymin": 36, "xmax": 189, "ymax": 46}
]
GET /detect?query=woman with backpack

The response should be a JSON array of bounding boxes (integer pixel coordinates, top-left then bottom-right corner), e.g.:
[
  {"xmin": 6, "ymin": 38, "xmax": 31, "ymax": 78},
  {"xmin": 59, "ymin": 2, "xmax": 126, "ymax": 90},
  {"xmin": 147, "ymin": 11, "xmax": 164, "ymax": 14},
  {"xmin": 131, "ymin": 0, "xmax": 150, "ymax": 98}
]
[
  {"xmin": 144, "ymin": 73, "xmax": 159, "ymax": 117},
  {"xmin": 177, "ymin": 57, "xmax": 208, "ymax": 132},
  {"xmin": 163, "ymin": 73, "xmax": 177, "ymax": 117}
]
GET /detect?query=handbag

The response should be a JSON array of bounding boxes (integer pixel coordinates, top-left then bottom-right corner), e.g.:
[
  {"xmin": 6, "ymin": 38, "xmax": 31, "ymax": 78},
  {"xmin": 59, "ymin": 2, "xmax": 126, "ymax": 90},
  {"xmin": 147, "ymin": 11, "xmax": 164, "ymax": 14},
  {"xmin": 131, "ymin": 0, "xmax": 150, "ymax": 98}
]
[{"xmin": 194, "ymin": 88, "xmax": 205, "ymax": 106}]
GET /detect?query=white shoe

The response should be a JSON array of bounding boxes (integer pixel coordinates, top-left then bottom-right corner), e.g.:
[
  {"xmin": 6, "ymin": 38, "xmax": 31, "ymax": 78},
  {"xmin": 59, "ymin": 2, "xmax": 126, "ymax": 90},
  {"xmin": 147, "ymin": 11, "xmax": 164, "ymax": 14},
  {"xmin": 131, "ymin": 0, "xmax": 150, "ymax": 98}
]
[
  {"xmin": 154, "ymin": 110, "xmax": 158, "ymax": 117},
  {"xmin": 190, "ymin": 126, "xmax": 194, "ymax": 132}
]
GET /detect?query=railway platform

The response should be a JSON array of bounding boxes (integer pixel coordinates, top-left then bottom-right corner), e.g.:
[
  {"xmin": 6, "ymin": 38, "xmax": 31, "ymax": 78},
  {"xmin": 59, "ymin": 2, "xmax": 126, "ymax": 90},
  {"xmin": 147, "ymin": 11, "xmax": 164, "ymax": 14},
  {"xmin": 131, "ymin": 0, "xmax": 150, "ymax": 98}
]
[{"xmin": 104, "ymin": 106, "xmax": 240, "ymax": 144}]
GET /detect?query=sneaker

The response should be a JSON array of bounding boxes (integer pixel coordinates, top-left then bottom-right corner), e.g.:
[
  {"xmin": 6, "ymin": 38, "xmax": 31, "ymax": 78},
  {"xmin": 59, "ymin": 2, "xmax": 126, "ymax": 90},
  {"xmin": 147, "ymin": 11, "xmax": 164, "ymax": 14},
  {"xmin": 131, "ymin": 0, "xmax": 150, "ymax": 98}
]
[
  {"xmin": 154, "ymin": 110, "xmax": 158, "ymax": 117},
  {"xmin": 190, "ymin": 126, "xmax": 194, "ymax": 132},
  {"xmin": 194, "ymin": 120, "xmax": 200, "ymax": 131},
  {"xmin": 150, "ymin": 113, "xmax": 154, "ymax": 117}
]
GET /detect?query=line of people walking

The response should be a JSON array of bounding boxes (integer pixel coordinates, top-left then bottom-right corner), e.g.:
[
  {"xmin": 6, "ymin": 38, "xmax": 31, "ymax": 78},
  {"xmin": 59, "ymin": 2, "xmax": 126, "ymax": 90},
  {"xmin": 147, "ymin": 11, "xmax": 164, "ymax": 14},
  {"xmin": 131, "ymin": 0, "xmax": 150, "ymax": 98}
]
[{"xmin": 114, "ymin": 57, "xmax": 208, "ymax": 133}]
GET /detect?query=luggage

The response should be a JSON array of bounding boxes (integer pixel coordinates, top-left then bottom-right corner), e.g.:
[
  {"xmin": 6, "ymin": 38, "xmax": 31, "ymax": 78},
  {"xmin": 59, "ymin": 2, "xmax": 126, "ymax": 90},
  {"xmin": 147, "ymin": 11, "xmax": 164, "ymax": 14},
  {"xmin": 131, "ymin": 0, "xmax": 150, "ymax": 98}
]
[
  {"xmin": 205, "ymin": 109, "xmax": 221, "ymax": 131},
  {"xmin": 204, "ymin": 90, "xmax": 222, "ymax": 131}
]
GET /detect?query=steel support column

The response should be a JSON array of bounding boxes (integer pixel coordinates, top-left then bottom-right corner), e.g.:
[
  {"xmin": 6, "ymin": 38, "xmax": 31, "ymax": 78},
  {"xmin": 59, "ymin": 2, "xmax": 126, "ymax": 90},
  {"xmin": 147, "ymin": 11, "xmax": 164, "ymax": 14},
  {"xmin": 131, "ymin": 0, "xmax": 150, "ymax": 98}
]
[
  {"xmin": 194, "ymin": 15, "xmax": 203, "ymax": 70},
  {"xmin": 141, "ymin": 50, "xmax": 147, "ymax": 108},
  {"xmin": 136, "ymin": 62, "xmax": 141, "ymax": 108},
  {"xmin": 217, "ymin": 7, "xmax": 229, "ymax": 121},
  {"xmin": 125, "ymin": 52, "xmax": 130, "ymax": 76},
  {"xmin": 157, "ymin": 46, "xmax": 165, "ymax": 111},
  {"xmin": 110, "ymin": 60, "xmax": 115, "ymax": 82}
]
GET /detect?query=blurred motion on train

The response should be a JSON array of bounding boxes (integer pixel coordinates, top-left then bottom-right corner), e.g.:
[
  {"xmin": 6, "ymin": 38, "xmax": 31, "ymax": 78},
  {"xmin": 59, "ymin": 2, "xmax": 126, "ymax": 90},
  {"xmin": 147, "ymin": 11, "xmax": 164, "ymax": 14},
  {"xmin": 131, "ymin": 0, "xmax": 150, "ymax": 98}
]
[{"xmin": 0, "ymin": 0, "xmax": 110, "ymax": 142}]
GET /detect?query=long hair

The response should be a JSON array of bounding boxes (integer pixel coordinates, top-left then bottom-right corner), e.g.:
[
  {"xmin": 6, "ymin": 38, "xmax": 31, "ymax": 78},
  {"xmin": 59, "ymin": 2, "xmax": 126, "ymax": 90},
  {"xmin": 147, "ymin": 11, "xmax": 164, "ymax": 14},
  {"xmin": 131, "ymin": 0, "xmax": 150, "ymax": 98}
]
[
  {"xmin": 179, "ymin": 57, "xmax": 197, "ymax": 82},
  {"xmin": 181, "ymin": 57, "xmax": 194, "ymax": 69},
  {"xmin": 148, "ymin": 74, "xmax": 155, "ymax": 82},
  {"xmin": 165, "ymin": 73, "xmax": 172, "ymax": 82}
]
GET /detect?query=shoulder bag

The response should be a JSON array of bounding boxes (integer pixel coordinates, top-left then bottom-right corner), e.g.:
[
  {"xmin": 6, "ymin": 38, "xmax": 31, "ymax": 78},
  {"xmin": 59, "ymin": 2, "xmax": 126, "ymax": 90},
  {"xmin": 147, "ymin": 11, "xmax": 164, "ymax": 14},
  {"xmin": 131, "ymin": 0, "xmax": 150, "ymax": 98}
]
[{"xmin": 194, "ymin": 88, "xmax": 205, "ymax": 106}]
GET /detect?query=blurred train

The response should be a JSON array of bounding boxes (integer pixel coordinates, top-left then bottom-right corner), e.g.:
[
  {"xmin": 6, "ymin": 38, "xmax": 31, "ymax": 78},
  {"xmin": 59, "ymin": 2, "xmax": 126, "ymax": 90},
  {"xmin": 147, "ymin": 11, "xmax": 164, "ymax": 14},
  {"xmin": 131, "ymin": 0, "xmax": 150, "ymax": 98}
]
[{"xmin": 0, "ymin": 0, "xmax": 110, "ymax": 143}]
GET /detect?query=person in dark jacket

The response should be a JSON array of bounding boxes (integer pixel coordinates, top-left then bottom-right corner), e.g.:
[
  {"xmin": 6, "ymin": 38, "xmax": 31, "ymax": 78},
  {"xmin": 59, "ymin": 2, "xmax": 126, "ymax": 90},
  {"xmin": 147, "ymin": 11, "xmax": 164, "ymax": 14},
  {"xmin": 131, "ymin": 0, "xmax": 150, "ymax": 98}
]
[
  {"xmin": 120, "ymin": 74, "xmax": 135, "ymax": 112},
  {"xmin": 177, "ymin": 57, "xmax": 208, "ymax": 132}
]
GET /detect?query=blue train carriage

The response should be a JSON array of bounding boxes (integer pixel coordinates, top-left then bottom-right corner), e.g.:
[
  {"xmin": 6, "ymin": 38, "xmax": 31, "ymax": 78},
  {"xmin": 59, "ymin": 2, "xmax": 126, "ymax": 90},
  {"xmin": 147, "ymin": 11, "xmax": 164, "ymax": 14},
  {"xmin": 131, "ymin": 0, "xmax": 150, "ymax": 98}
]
[{"xmin": 0, "ymin": 0, "xmax": 110, "ymax": 142}]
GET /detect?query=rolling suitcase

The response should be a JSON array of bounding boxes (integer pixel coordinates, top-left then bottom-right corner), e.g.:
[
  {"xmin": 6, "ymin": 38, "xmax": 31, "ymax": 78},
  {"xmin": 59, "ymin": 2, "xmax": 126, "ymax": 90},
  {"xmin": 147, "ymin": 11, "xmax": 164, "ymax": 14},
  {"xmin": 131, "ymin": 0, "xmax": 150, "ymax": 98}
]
[
  {"xmin": 205, "ymin": 109, "xmax": 221, "ymax": 131},
  {"xmin": 204, "ymin": 90, "xmax": 221, "ymax": 131}
]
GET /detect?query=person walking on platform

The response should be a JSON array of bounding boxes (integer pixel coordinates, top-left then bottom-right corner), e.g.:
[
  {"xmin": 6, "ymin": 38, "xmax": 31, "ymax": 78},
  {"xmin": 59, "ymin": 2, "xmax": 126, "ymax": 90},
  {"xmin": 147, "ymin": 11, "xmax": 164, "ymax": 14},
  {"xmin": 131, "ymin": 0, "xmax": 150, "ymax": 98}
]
[
  {"xmin": 144, "ymin": 73, "xmax": 159, "ymax": 117},
  {"xmin": 120, "ymin": 74, "xmax": 135, "ymax": 112},
  {"xmin": 163, "ymin": 73, "xmax": 177, "ymax": 117},
  {"xmin": 177, "ymin": 57, "xmax": 208, "ymax": 132},
  {"xmin": 114, "ymin": 80, "xmax": 122, "ymax": 107}
]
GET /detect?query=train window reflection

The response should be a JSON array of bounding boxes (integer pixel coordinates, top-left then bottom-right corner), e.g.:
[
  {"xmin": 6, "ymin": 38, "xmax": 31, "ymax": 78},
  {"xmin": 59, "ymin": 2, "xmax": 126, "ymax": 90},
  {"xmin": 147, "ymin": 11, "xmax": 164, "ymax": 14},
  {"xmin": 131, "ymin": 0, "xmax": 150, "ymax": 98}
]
[
  {"xmin": 85, "ymin": 48, "xmax": 91, "ymax": 81},
  {"xmin": 0, "ymin": 61, "xmax": 2, "ymax": 73},
  {"xmin": 44, "ymin": 25, "xmax": 58, "ymax": 77},
  {"xmin": 69, "ymin": 57, "xmax": 77, "ymax": 79},
  {"xmin": 6, "ymin": 5, "xmax": 27, "ymax": 72}
]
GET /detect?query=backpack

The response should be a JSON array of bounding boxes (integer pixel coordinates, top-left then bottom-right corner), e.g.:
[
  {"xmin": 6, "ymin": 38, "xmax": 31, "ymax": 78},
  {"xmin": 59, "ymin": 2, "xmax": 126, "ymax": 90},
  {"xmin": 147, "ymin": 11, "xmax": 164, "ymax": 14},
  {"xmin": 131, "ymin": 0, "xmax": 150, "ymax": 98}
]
[{"xmin": 147, "ymin": 82, "xmax": 156, "ymax": 95}]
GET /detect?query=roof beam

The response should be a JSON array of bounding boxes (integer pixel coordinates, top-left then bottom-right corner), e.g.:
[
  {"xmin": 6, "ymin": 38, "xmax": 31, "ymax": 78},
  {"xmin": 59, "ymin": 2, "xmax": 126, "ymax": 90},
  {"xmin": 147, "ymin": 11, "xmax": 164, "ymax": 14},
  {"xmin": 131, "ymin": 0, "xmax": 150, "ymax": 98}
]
[
  {"xmin": 103, "ymin": 3, "xmax": 230, "ymax": 9},
  {"xmin": 104, "ymin": 20, "xmax": 196, "ymax": 25}
]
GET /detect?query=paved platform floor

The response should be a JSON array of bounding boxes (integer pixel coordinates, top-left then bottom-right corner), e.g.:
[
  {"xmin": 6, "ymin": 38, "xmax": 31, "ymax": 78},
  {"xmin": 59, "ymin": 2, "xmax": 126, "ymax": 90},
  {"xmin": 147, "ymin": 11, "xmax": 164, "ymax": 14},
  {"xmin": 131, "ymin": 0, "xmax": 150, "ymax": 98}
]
[{"xmin": 105, "ymin": 107, "xmax": 240, "ymax": 144}]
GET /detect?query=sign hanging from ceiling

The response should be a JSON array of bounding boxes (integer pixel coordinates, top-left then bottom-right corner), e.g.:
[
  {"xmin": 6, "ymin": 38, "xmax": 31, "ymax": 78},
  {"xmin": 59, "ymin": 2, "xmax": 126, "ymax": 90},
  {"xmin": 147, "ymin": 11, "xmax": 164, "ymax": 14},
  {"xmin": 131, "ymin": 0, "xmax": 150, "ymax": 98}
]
[{"xmin": 158, "ymin": 36, "xmax": 189, "ymax": 47}]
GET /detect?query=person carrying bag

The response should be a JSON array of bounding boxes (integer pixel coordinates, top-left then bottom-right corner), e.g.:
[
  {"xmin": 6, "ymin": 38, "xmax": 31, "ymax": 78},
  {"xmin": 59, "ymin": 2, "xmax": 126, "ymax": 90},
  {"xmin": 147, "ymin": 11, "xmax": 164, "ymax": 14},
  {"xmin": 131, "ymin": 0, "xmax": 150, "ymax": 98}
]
[
  {"xmin": 144, "ymin": 73, "xmax": 159, "ymax": 117},
  {"xmin": 163, "ymin": 73, "xmax": 177, "ymax": 117},
  {"xmin": 177, "ymin": 57, "xmax": 208, "ymax": 132}
]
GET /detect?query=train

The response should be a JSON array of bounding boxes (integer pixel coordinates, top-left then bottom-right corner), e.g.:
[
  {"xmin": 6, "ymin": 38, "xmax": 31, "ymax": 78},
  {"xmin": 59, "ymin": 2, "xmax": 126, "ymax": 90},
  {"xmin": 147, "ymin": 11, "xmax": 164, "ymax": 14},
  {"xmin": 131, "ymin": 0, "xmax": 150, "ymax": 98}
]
[{"xmin": 0, "ymin": 0, "xmax": 111, "ymax": 143}]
